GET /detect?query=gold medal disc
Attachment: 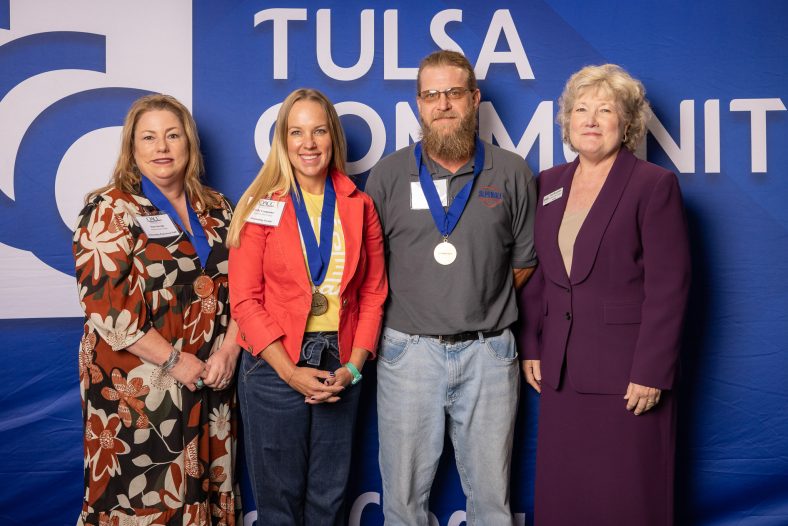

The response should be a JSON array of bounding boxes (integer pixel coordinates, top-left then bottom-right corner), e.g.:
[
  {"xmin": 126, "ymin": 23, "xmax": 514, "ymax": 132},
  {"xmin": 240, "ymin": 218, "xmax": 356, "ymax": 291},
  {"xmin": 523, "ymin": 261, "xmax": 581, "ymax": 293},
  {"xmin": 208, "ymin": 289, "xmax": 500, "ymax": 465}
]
[
  {"xmin": 193, "ymin": 275, "xmax": 214, "ymax": 298},
  {"xmin": 310, "ymin": 291, "xmax": 329, "ymax": 316}
]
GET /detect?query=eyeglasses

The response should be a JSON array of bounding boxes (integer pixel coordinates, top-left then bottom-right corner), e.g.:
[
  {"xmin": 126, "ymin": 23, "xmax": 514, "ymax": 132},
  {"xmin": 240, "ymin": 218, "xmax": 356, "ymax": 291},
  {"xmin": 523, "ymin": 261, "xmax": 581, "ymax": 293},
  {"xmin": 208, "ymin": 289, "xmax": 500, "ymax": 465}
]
[{"xmin": 418, "ymin": 87, "xmax": 473, "ymax": 102}]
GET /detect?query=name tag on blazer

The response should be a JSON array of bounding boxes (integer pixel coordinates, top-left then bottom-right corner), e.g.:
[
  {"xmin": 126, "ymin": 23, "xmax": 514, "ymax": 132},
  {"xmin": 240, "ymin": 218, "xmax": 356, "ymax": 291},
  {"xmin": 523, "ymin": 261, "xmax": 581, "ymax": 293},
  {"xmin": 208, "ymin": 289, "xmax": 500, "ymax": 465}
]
[
  {"xmin": 247, "ymin": 199, "xmax": 286, "ymax": 226},
  {"xmin": 542, "ymin": 187, "xmax": 563, "ymax": 206}
]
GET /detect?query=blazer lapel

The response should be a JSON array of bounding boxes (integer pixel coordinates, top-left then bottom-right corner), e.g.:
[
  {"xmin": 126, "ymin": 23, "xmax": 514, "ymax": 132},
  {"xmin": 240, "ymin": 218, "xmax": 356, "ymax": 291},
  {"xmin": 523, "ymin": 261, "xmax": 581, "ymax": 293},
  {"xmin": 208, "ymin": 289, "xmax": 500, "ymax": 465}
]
[
  {"xmin": 332, "ymin": 171, "xmax": 362, "ymax": 295},
  {"xmin": 337, "ymin": 194, "xmax": 362, "ymax": 295},
  {"xmin": 539, "ymin": 160, "xmax": 576, "ymax": 288},
  {"xmin": 570, "ymin": 148, "xmax": 636, "ymax": 285},
  {"xmin": 276, "ymin": 196, "xmax": 313, "ymax": 295}
]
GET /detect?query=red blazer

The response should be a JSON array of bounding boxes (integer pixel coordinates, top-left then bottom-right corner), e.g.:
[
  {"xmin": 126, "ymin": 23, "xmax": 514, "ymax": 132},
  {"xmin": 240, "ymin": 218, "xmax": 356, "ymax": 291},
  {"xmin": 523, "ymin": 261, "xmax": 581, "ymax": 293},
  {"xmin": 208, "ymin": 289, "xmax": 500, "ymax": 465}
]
[
  {"xmin": 520, "ymin": 149, "xmax": 691, "ymax": 393},
  {"xmin": 229, "ymin": 169, "xmax": 388, "ymax": 364}
]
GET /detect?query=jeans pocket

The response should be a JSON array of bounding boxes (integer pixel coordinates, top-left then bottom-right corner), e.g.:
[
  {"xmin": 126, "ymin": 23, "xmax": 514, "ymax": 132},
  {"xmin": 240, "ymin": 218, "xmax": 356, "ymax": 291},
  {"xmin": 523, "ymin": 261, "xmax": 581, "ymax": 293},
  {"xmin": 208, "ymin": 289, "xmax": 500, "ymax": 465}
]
[
  {"xmin": 378, "ymin": 329, "xmax": 412, "ymax": 365},
  {"xmin": 483, "ymin": 329, "xmax": 517, "ymax": 362},
  {"xmin": 241, "ymin": 350, "xmax": 266, "ymax": 378}
]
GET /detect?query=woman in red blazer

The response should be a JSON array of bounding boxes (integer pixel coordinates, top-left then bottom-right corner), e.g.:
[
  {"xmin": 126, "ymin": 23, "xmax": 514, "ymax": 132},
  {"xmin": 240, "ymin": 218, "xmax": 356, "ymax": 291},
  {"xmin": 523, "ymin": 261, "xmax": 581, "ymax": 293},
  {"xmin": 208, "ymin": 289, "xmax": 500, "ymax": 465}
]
[
  {"xmin": 520, "ymin": 65, "xmax": 691, "ymax": 525},
  {"xmin": 227, "ymin": 88, "xmax": 387, "ymax": 525}
]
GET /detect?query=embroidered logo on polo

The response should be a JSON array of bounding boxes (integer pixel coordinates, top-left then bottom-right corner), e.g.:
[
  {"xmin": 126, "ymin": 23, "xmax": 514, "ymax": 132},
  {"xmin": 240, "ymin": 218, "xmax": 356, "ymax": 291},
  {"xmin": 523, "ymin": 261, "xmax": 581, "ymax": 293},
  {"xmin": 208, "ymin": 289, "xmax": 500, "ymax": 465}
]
[{"xmin": 478, "ymin": 186, "xmax": 504, "ymax": 208}]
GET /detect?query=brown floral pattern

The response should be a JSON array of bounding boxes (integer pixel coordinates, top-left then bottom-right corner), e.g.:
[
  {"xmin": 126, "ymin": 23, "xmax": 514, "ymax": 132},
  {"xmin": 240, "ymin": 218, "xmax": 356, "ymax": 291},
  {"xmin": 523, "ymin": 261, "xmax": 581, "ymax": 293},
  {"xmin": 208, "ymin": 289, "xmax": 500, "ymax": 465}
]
[{"xmin": 74, "ymin": 187, "xmax": 240, "ymax": 525}]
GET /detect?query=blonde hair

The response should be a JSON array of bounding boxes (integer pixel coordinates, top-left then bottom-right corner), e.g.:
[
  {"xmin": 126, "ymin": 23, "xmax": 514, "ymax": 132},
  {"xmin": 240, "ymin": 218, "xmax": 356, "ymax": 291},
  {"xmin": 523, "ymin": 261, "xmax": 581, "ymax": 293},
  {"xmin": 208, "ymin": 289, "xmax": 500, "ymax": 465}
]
[
  {"xmin": 557, "ymin": 64, "xmax": 652, "ymax": 153},
  {"xmin": 226, "ymin": 88, "xmax": 347, "ymax": 248},
  {"xmin": 87, "ymin": 94, "xmax": 221, "ymax": 209}
]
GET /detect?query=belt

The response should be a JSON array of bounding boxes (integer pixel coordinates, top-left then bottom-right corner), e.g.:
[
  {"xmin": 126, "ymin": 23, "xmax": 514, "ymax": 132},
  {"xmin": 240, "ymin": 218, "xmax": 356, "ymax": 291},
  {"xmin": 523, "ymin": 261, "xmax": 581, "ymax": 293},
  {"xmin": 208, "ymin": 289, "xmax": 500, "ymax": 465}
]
[{"xmin": 422, "ymin": 329, "xmax": 505, "ymax": 345}]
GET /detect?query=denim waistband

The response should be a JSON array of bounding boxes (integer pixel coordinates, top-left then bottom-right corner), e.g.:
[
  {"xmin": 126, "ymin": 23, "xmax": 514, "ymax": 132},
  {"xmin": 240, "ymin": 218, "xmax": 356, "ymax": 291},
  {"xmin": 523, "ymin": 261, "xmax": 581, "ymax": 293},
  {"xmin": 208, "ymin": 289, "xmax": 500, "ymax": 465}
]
[{"xmin": 300, "ymin": 331, "xmax": 339, "ymax": 366}]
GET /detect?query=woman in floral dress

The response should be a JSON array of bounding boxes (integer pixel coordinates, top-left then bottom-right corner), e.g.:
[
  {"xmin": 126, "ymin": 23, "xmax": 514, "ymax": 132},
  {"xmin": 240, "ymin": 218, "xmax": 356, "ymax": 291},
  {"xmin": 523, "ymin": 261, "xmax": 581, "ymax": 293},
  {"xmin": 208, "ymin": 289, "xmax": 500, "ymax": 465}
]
[{"xmin": 73, "ymin": 94, "xmax": 241, "ymax": 525}]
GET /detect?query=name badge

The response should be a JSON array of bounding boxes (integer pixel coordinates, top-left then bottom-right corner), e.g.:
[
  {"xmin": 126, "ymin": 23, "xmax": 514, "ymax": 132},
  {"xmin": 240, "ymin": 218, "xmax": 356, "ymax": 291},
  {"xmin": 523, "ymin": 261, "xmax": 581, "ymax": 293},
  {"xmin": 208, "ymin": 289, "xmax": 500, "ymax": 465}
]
[
  {"xmin": 247, "ymin": 199, "xmax": 286, "ymax": 226},
  {"xmin": 137, "ymin": 213, "xmax": 180, "ymax": 238},
  {"xmin": 543, "ymin": 187, "xmax": 564, "ymax": 206},
  {"xmin": 411, "ymin": 179, "xmax": 448, "ymax": 210}
]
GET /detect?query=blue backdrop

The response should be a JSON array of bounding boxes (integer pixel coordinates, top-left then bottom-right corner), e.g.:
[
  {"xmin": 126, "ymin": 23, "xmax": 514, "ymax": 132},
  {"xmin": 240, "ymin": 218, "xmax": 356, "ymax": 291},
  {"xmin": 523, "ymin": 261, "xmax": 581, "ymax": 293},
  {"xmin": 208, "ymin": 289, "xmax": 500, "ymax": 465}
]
[{"xmin": 1, "ymin": 1, "xmax": 787, "ymax": 524}]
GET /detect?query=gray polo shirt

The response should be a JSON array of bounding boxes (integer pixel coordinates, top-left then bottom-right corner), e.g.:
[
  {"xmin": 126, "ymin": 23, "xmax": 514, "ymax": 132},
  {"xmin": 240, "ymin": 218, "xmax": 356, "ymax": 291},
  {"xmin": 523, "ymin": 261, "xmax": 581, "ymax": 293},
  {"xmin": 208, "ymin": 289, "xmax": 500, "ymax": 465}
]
[{"xmin": 365, "ymin": 139, "xmax": 537, "ymax": 335}]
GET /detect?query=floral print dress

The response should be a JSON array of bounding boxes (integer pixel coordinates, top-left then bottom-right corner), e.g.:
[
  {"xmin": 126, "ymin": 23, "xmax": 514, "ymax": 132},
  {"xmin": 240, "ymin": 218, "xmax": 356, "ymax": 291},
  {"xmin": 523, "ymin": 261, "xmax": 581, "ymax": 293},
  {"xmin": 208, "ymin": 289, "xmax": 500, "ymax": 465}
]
[{"xmin": 73, "ymin": 187, "xmax": 240, "ymax": 526}]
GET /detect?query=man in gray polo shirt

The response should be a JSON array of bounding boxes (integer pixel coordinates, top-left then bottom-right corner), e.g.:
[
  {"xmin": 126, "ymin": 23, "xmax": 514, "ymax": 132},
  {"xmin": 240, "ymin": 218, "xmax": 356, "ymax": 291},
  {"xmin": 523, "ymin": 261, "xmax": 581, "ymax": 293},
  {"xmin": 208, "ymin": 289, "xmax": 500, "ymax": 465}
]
[{"xmin": 365, "ymin": 50, "xmax": 537, "ymax": 526}]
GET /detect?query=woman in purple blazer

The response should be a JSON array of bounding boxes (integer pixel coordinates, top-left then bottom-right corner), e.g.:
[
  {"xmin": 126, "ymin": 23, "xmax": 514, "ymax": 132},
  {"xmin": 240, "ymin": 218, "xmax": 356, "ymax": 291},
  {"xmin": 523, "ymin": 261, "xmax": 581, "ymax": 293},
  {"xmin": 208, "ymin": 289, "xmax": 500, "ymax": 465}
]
[{"xmin": 521, "ymin": 64, "xmax": 691, "ymax": 525}]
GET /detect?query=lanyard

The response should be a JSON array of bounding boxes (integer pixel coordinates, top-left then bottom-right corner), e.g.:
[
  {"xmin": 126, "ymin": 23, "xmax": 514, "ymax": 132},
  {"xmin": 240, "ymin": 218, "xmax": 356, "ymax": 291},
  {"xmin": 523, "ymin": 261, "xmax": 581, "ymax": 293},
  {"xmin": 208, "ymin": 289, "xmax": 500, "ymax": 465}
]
[
  {"xmin": 140, "ymin": 177, "xmax": 211, "ymax": 268},
  {"xmin": 414, "ymin": 136, "xmax": 485, "ymax": 239},
  {"xmin": 290, "ymin": 174, "xmax": 336, "ymax": 287}
]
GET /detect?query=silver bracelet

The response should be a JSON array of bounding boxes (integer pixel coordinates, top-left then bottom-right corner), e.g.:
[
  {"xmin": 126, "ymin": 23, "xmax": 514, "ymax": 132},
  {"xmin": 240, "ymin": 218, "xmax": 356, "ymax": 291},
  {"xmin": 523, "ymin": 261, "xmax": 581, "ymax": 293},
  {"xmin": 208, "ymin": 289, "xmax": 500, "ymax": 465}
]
[{"xmin": 161, "ymin": 348, "xmax": 181, "ymax": 372}]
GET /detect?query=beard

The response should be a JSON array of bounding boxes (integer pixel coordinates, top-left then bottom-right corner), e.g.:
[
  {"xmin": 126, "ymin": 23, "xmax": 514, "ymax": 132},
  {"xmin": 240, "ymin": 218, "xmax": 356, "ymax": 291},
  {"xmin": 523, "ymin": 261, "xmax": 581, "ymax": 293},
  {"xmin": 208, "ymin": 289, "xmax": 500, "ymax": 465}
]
[{"xmin": 420, "ymin": 108, "xmax": 477, "ymax": 163}]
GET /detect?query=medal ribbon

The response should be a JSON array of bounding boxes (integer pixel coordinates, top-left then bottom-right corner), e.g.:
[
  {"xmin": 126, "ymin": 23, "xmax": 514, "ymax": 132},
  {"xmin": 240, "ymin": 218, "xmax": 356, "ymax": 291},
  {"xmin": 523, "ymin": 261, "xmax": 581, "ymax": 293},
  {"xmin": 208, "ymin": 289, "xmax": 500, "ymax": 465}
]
[
  {"xmin": 140, "ymin": 177, "xmax": 211, "ymax": 267},
  {"xmin": 290, "ymin": 173, "xmax": 336, "ymax": 287},
  {"xmin": 415, "ymin": 136, "xmax": 485, "ymax": 238}
]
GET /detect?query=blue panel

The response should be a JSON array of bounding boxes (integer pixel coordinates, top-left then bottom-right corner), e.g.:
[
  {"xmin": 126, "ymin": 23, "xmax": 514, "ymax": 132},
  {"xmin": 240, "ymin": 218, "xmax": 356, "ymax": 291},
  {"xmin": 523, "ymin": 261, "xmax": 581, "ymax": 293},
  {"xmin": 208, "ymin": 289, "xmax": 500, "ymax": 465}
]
[
  {"xmin": 0, "ymin": 31, "xmax": 106, "ymax": 100},
  {"xmin": 190, "ymin": 2, "xmax": 788, "ymax": 524},
  {"xmin": 2, "ymin": 88, "xmax": 152, "ymax": 273},
  {"xmin": 0, "ymin": 319, "xmax": 83, "ymax": 525},
  {"xmin": 2, "ymin": 2, "xmax": 788, "ymax": 524},
  {"xmin": 0, "ymin": 0, "xmax": 8, "ymax": 30}
]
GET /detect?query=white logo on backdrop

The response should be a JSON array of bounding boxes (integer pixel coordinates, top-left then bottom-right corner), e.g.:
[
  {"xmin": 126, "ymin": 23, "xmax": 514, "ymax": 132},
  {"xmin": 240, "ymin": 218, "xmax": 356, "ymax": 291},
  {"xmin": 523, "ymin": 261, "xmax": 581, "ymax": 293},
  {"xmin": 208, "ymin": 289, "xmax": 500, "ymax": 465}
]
[{"xmin": 0, "ymin": 0, "xmax": 191, "ymax": 318}]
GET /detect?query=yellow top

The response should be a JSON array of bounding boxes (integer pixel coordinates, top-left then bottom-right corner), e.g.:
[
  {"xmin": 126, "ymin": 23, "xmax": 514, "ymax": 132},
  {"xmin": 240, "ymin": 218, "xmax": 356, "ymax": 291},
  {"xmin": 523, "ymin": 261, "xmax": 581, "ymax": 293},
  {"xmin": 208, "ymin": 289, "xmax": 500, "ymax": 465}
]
[{"xmin": 300, "ymin": 190, "xmax": 345, "ymax": 332}]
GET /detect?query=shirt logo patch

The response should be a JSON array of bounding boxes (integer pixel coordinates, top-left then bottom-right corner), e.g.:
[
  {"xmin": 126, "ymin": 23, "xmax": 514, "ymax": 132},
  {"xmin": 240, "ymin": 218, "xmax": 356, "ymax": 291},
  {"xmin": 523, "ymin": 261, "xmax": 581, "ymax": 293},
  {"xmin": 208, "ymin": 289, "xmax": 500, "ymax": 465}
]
[{"xmin": 478, "ymin": 186, "xmax": 503, "ymax": 208}]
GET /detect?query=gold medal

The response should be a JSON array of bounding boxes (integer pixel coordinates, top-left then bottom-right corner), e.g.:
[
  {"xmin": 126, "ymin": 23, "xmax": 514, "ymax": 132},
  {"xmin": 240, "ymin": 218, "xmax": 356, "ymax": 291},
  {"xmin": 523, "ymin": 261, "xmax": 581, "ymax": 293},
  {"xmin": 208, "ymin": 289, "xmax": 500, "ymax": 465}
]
[
  {"xmin": 193, "ymin": 275, "xmax": 214, "ymax": 298},
  {"xmin": 195, "ymin": 275, "xmax": 216, "ymax": 314},
  {"xmin": 310, "ymin": 290, "xmax": 328, "ymax": 316}
]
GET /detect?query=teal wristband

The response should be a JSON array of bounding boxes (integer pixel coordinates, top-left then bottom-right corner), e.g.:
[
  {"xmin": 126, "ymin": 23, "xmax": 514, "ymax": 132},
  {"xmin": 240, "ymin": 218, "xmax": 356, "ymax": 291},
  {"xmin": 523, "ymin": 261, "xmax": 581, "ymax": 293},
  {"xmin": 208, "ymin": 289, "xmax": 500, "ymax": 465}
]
[{"xmin": 344, "ymin": 362, "xmax": 362, "ymax": 385}]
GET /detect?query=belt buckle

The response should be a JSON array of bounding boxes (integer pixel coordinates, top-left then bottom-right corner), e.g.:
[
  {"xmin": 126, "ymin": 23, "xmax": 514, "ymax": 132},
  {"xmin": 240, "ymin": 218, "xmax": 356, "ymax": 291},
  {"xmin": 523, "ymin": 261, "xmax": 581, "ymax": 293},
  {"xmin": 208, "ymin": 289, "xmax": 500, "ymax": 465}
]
[
  {"xmin": 438, "ymin": 332, "xmax": 468, "ymax": 345},
  {"xmin": 437, "ymin": 334, "xmax": 455, "ymax": 345}
]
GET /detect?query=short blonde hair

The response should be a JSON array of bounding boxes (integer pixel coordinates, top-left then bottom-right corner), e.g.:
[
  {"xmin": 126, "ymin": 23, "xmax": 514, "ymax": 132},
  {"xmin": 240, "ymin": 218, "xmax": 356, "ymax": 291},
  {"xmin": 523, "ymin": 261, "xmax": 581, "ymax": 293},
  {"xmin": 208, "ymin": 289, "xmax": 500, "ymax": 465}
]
[
  {"xmin": 87, "ymin": 94, "xmax": 221, "ymax": 209},
  {"xmin": 226, "ymin": 88, "xmax": 347, "ymax": 248},
  {"xmin": 557, "ymin": 64, "xmax": 652, "ymax": 153},
  {"xmin": 417, "ymin": 50, "xmax": 478, "ymax": 95}
]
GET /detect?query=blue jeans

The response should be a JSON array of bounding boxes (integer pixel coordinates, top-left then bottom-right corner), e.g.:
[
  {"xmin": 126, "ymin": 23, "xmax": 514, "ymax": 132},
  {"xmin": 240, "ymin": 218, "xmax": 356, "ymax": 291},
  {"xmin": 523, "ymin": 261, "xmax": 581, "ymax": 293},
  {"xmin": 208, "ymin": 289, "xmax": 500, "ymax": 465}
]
[
  {"xmin": 238, "ymin": 332, "xmax": 361, "ymax": 526},
  {"xmin": 377, "ymin": 327, "xmax": 520, "ymax": 526}
]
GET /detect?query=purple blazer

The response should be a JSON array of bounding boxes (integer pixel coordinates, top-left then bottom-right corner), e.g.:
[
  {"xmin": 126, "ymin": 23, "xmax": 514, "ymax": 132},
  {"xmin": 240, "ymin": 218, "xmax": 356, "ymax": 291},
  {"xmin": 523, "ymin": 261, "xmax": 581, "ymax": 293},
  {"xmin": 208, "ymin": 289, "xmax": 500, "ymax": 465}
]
[{"xmin": 521, "ymin": 148, "xmax": 691, "ymax": 393}]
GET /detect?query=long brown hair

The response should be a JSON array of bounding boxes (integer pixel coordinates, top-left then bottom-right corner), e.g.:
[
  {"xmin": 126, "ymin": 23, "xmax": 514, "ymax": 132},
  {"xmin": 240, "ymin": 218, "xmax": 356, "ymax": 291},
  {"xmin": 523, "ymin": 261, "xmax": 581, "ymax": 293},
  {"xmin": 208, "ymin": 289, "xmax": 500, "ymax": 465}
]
[
  {"xmin": 87, "ymin": 94, "xmax": 222, "ymax": 209},
  {"xmin": 226, "ymin": 88, "xmax": 347, "ymax": 248}
]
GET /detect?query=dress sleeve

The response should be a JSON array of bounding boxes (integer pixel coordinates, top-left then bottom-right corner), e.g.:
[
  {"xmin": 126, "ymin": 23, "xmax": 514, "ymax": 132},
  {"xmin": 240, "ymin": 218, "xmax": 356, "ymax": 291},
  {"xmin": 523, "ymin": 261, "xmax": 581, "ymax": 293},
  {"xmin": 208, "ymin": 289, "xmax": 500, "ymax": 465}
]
[
  {"xmin": 350, "ymin": 196, "xmax": 388, "ymax": 356},
  {"xmin": 228, "ymin": 223, "xmax": 286, "ymax": 355},
  {"xmin": 629, "ymin": 172, "xmax": 691, "ymax": 389},
  {"xmin": 73, "ymin": 197, "xmax": 151, "ymax": 350}
]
